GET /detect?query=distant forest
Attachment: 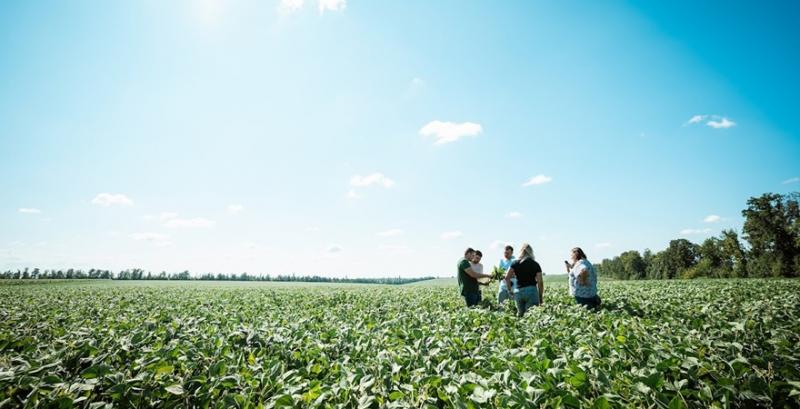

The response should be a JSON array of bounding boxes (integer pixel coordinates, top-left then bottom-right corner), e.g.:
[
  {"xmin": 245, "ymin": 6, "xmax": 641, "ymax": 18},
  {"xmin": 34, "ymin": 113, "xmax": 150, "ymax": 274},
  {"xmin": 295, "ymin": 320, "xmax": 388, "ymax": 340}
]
[
  {"xmin": 596, "ymin": 192, "xmax": 799, "ymax": 279},
  {"xmin": 0, "ymin": 268, "xmax": 436, "ymax": 285}
]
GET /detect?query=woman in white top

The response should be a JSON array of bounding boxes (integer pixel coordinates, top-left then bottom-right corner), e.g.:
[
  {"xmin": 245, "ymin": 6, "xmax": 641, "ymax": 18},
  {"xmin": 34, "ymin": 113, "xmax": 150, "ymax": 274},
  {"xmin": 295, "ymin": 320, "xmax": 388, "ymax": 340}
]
[{"xmin": 565, "ymin": 247, "xmax": 600, "ymax": 310}]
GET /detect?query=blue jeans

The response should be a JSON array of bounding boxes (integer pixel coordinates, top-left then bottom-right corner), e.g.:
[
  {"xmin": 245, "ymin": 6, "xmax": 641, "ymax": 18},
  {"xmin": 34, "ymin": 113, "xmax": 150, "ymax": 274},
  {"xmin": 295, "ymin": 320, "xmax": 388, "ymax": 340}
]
[
  {"xmin": 515, "ymin": 286, "xmax": 540, "ymax": 316},
  {"xmin": 497, "ymin": 287, "xmax": 511, "ymax": 304},
  {"xmin": 463, "ymin": 292, "xmax": 481, "ymax": 307}
]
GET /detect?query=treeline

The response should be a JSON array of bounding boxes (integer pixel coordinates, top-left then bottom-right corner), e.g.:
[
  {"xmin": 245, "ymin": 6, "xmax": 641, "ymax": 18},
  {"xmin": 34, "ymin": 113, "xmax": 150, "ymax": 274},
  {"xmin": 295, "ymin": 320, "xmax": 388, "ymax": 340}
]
[
  {"xmin": 596, "ymin": 192, "xmax": 799, "ymax": 279},
  {"xmin": 0, "ymin": 268, "xmax": 436, "ymax": 285}
]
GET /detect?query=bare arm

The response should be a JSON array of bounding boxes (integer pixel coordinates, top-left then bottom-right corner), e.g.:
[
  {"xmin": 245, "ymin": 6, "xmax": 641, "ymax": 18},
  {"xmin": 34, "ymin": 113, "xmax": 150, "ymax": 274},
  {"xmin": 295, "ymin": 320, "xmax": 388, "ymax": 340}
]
[
  {"xmin": 465, "ymin": 267, "xmax": 490, "ymax": 279},
  {"xmin": 577, "ymin": 266, "xmax": 589, "ymax": 286},
  {"xmin": 504, "ymin": 268, "xmax": 516, "ymax": 293},
  {"xmin": 536, "ymin": 272, "xmax": 544, "ymax": 304}
]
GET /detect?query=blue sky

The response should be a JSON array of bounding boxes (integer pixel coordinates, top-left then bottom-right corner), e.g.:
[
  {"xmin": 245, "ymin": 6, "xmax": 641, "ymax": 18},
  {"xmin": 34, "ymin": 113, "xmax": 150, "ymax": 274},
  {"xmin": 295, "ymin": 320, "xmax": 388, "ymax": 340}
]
[{"xmin": 1, "ymin": 0, "xmax": 798, "ymax": 277}]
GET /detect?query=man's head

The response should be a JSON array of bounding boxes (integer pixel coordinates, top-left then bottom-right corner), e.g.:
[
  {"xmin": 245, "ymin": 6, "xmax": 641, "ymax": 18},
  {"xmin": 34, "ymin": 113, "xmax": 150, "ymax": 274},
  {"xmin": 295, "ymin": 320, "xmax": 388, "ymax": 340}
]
[
  {"xmin": 504, "ymin": 245, "xmax": 513, "ymax": 260},
  {"xmin": 464, "ymin": 247, "xmax": 475, "ymax": 259},
  {"xmin": 473, "ymin": 250, "xmax": 483, "ymax": 263}
]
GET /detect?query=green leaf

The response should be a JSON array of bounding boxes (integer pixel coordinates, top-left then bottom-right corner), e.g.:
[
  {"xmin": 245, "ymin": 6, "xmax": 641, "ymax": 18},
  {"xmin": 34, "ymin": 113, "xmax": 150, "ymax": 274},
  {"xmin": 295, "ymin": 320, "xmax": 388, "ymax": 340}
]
[
  {"xmin": 593, "ymin": 396, "xmax": 610, "ymax": 409},
  {"xmin": 165, "ymin": 384, "xmax": 184, "ymax": 395},
  {"xmin": 668, "ymin": 395, "xmax": 686, "ymax": 409},
  {"xmin": 81, "ymin": 364, "xmax": 112, "ymax": 379},
  {"xmin": 273, "ymin": 394, "xmax": 294, "ymax": 408}
]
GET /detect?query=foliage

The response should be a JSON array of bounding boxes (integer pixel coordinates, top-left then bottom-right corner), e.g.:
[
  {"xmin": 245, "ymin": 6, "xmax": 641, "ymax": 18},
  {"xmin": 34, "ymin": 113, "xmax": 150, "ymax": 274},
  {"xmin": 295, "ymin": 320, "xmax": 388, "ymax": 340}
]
[
  {"xmin": 1, "ymin": 279, "xmax": 799, "ymax": 408},
  {"xmin": 742, "ymin": 192, "xmax": 800, "ymax": 277},
  {"xmin": 0, "ymin": 268, "xmax": 436, "ymax": 285},
  {"xmin": 598, "ymin": 192, "xmax": 799, "ymax": 280},
  {"xmin": 491, "ymin": 265, "xmax": 506, "ymax": 281}
]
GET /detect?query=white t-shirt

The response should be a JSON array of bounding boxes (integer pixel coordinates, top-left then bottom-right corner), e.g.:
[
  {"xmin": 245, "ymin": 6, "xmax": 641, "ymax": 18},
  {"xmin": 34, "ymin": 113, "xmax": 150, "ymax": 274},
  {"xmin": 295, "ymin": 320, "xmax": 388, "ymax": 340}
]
[{"xmin": 470, "ymin": 263, "xmax": 483, "ymax": 274}]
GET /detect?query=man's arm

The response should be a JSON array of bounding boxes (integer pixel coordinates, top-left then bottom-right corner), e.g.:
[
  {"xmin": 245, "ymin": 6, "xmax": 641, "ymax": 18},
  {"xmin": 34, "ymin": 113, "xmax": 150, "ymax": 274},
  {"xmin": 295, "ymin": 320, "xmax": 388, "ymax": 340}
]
[
  {"xmin": 504, "ymin": 268, "xmax": 515, "ymax": 293},
  {"xmin": 465, "ymin": 267, "xmax": 489, "ymax": 279}
]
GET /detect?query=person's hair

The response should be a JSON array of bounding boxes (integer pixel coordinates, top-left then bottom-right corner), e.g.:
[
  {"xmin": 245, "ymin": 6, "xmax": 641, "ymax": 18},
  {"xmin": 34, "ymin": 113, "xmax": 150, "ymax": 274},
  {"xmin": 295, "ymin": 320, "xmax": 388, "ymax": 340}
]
[
  {"xmin": 519, "ymin": 243, "xmax": 535, "ymax": 261},
  {"xmin": 572, "ymin": 247, "xmax": 587, "ymax": 260},
  {"xmin": 464, "ymin": 247, "xmax": 475, "ymax": 256},
  {"xmin": 504, "ymin": 245, "xmax": 514, "ymax": 252},
  {"xmin": 474, "ymin": 250, "xmax": 482, "ymax": 257}
]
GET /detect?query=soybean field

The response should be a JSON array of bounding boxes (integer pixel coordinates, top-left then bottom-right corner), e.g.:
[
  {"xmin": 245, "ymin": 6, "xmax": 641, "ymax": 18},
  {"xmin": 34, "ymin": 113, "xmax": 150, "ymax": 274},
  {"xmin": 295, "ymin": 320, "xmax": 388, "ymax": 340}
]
[{"xmin": 1, "ymin": 279, "xmax": 799, "ymax": 408}]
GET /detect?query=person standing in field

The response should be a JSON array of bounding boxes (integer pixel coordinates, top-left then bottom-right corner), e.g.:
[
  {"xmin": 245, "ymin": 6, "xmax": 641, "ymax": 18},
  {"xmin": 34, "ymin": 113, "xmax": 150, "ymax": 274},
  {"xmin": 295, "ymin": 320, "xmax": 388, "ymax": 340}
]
[
  {"xmin": 496, "ymin": 245, "xmax": 516, "ymax": 304},
  {"xmin": 470, "ymin": 250, "xmax": 484, "ymax": 278},
  {"xmin": 503, "ymin": 243, "xmax": 544, "ymax": 316},
  {"xmin": 458, "ymin": 247, "xmax": 493, "ymax": 307},
  {"xmin": 565, "ymin": 247, "xmax": 600, "ymax": 310}
]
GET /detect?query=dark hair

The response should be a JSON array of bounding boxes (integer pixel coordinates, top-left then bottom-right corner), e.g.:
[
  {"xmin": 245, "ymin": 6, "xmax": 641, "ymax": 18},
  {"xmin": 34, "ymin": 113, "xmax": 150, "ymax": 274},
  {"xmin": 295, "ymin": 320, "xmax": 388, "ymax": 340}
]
[
  {"xmin": 475, "ymin": 250, "xmax": 482, "ymax": 257},
  {"xmin": 572, "ymin": 247, "xmax": 587, "ymax": 260},
  {"xmin": 505, "ymin": 245, "xmax": 514, "ymax": 252},
  {"xmin": 464, "ymin": 247, "xmax": 475, "ymax": 256}
]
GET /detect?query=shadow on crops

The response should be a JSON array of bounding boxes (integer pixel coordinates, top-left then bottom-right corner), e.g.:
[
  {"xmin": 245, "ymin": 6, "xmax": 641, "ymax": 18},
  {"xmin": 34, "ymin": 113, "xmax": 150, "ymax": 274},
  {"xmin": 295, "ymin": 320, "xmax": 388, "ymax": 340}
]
[{"xmin": 596, "ymin": 298, "xmax": 645, "ymax": 317}]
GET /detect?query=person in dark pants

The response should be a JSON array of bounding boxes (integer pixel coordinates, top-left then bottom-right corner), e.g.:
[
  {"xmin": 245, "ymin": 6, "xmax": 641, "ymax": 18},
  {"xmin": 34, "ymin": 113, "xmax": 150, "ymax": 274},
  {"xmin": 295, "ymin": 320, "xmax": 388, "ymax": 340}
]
[
  {"xmin": 458, "ymin": 247, "xmax": 492, "ymax": 307},
  {"xmin": 503, "ymin": 243, "xmax": 544, "ymax": 316},
  {"xmin": 565, "ymin": 247, "xmax": 601, "ymax": 310}
]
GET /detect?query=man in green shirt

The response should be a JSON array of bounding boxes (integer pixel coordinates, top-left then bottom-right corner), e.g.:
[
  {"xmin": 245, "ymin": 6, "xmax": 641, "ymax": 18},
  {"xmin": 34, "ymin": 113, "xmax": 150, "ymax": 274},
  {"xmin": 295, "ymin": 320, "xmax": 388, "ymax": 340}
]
[{"xmin": 458, "ymin": 248, "xmax": 493, "ymax": 307}]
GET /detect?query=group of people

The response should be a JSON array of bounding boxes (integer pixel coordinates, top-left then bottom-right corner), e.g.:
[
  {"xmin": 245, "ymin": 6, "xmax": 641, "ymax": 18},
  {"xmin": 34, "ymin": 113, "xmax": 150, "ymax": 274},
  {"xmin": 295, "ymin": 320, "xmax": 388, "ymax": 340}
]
[{"xmin": 457, "ymin": 244, "xmax": 600, "ymax": 316}]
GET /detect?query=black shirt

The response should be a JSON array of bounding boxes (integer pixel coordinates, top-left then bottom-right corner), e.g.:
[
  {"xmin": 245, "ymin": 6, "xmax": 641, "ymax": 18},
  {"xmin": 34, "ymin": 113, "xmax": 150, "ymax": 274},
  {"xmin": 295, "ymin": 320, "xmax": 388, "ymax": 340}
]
[{"xmin": 512, "ymin": 258, "xmax": 542, "ymax": 288}]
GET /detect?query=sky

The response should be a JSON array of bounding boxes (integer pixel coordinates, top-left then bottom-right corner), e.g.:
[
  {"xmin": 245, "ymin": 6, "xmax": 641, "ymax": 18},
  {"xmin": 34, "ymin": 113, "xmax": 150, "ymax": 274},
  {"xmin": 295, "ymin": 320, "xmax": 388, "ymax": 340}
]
[{"xmin": 1, "ymin": 0, "xmax": 799, "ymax": 277}]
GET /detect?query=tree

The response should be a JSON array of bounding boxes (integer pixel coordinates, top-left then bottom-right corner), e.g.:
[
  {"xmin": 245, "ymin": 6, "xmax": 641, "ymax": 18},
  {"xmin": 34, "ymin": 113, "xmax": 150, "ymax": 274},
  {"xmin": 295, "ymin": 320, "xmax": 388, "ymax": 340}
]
[
  {"xmin": 720, "ymin": 229, "xmax": 748, "ymax": 277},
  {"xmin": 619, "ymin": 250, "xmax": 646, "ymax": 280},
  {"xmin": 742, "ymin": 192, "xmax": 800, "ymax": 277},
  {"xmin": 659, "ymin": 239, "xmax": 699, "ymax": 279}
]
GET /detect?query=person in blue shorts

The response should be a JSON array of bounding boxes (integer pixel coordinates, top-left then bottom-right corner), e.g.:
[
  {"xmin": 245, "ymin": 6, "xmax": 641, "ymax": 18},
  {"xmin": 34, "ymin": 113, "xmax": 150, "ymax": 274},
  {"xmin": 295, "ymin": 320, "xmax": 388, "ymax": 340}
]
[{"xmin": 496, "ymin": 245, "xmax": 517, "ymax": 304}]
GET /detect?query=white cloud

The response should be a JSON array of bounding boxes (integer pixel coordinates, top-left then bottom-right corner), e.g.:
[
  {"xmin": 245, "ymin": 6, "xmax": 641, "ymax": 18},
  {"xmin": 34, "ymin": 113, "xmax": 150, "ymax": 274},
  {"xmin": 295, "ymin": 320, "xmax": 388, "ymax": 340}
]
[
  {"xmin": 130, "ymin": 232, "xmax": 172, "ymax": 247},
  {"xmin": 227, "ymin": 204, "xmax": 244, "ymax": 214},
  {"xmin": 680, "ymin": 228, "xmax": 712, "ymax": 235},
  {"xmin": 419, "ymin": 120, "xmax": 483, "ymax": 145},
  {"xmin": 782, "ymin": 177, "xmax": 799, "ymax": 185},
  {"xmin": 242, "ymin": 242, "xmax": 258, "ymax": 250},
  {"xmin": 305, "ymin": 226, "xmax": 321, "ymax": 232},
  {"xmin": 346, "ymin": 189, "xmax": 361, "ymax": 199},
  {"xmin": 164, "ymin": 217, "xmax": 215, "ymax": 229},
  {"xmin": 441, "ymin": 230, "xmax": 463, "ymax": 240},
  {"xmin": 686, "ymin": 114, "xmax": 736, "ymax": 129},
  {"xmin": 326, "ymin": 244, "xmax": 343, "ymax": 254},
  {"xmin": 318, "ymin": 0, "xmax": 345, "ymax": 13},
  {"xmin": 506, "ymin": 211, "xmax": 522, "ymax": 218},
  {"xmin": 595, "ymin": 242, "xmax": 612, "ymax": 248},
  {"xmin": 706, "ymin": 117, "xmax": 736, "ymax": 129},
  {"xmin": 686, "ymin": 115, "xmax": 707, "ymax": 125},
  {"xmin": 703, "ymin": 214, "xmax": 721, "ymax": 223},
  {"xmin": 350, "ymin": 173, "xmax": 395, "ymax": 188},
  {"xmin": 18, "ymin": 208, "xmax": 41, "ymax": 214},
  {"xmin": 91, "ymin": 193, "xmax": 134, "ymax": 207},
  {"xmin": 279, "ymin": 0, "xmax": 304, "ymax": 13},
  {"xmin": 160, "ymin": 212, "xmax": 178, "ymax": 221},
  {"xmin": 378, "ymin": 228, "xmax": 404, "ymax": 237},
  {"xmin": 522, "ymin": 174, "xmax": 552, "ymax": 187}
]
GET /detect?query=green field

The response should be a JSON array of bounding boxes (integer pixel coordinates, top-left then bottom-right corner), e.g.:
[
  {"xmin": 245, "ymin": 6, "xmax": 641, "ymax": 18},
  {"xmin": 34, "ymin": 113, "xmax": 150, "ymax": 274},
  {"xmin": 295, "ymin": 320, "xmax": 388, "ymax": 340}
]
[{"xmin": 1, "ymin": 279, "xmax": 799, "ymax": 408}]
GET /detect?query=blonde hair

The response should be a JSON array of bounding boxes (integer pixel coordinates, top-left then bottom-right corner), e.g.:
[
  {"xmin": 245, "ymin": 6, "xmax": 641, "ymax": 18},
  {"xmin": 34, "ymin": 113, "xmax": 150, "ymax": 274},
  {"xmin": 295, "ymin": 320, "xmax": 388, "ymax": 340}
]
[{"xmin": 519, "ymin": 243, "xmax": 535, "ymax": 261}]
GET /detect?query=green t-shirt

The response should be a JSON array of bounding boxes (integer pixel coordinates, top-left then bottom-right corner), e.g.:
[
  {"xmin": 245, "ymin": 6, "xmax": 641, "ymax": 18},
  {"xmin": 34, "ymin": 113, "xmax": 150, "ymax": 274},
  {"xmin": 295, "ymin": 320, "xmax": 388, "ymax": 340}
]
[{"xmin": 457, "ymin": 257, "xmax": 479, "ymax": 295}]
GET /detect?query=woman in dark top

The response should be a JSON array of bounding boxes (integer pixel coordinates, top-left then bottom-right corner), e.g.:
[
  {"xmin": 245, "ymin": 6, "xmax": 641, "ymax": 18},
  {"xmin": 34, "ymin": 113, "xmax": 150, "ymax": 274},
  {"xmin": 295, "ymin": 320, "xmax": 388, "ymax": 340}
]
[{"xmin": 503, "ymin": 243, "xmax": 544, "ymax": 316}]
